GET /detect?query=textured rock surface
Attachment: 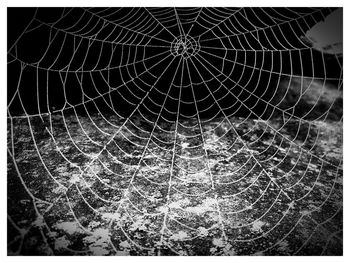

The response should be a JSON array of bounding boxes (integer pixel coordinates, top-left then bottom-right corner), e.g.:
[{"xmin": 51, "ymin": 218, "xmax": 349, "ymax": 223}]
[{"xmin": 7, "ymin": 115, "xmax": 342, "ymax": 255}]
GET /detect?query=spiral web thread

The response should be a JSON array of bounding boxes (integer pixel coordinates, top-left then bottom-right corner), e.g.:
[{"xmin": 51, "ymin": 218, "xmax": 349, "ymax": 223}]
[{"xmin": 7, "ymin": 7, "xmax": 342, "ymax": 255}]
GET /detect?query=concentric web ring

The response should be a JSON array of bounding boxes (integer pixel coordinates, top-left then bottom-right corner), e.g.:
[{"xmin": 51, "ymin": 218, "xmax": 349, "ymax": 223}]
[{"xmin": 7, "ymin": 7, "xmax": 342, "ymax": 255}]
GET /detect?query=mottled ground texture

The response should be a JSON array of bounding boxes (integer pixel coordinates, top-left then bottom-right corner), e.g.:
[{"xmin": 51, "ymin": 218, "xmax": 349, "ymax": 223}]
[{"xmin": 7, "ymin": 114, "xmax": 342, "ymax": 255}]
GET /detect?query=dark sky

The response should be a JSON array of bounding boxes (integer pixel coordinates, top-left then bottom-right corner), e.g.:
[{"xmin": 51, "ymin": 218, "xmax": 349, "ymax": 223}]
[{"xmin": 7, "ymin": 8, "xmax": 342, "ymax": 119}]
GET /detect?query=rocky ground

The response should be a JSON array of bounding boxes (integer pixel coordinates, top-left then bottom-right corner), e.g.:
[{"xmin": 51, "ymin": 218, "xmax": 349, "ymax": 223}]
[{"xmin": 7, "ymin": 113, "xmax": 342, "ymax": 255}]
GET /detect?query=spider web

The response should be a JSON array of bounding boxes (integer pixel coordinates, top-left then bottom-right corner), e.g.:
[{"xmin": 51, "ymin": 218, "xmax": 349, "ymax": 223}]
[{"xmin": 7, "ymin": 7, "xmax": 343, "ymax": 255}]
